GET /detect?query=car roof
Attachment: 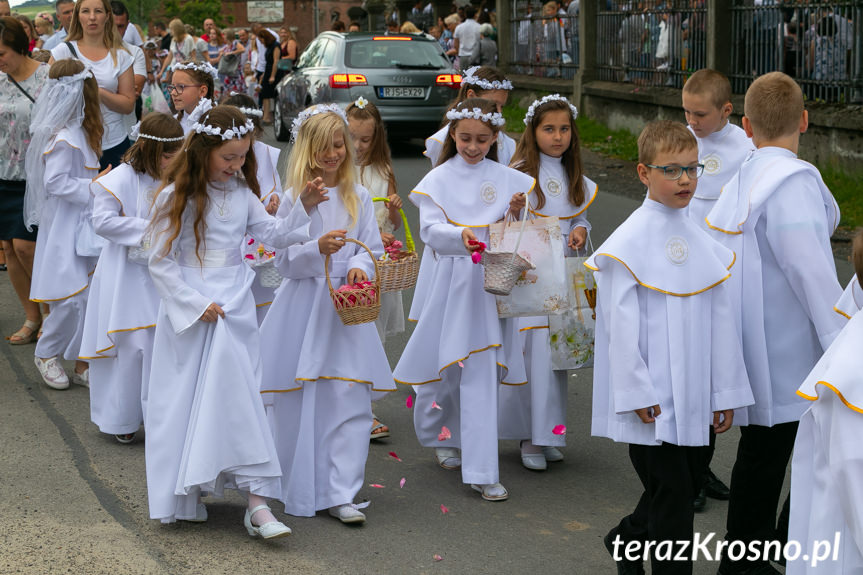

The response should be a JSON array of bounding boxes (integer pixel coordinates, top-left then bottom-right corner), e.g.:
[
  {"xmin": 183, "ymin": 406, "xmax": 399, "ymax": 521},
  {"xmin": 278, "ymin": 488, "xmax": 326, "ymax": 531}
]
[{"xmin": 318, "ymin": 31, "xmax": 437, "ymax": 44}]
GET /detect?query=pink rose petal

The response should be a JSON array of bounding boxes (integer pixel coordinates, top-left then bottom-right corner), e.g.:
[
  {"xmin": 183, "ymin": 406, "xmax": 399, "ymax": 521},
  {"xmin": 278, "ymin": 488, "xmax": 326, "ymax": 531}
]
[
  {"xmin": 433, "ymin": 554, "xmax": 443, "ymax": 562},
  {"xmin": 440, "ymin": 504, "xmax": 449, "ymax": 514},
  {"xmin": 247, "ymin": 238, "xmax": 255, "ymax": 245},
  {"xmin": 388, "ymin": 451, "xmax": 402, "ymax": 462},
  {"xmin": 552, "ymin": 424, "xmax": 567, "ymax": 436},
  {"xmin": 457, "ymin": 361, "xmax": 464, "ymax": 368},
  {"xmin": 437, "ymin": 426, "xmax": 451, "ymax": 441},
  {"xmin": 369, "ymin": 483, "xmax": 385, "ymax": 488},
  {"xmin": 431, "ymin": 401, "xmax": 442, "ymax": 411},
  {"xmin": 399, "ymin": 477, "xmax": 406, "ymax": 488},
  {"xmin": 405, "ymin": 395, "xmax": 414, "ymax": 409}
]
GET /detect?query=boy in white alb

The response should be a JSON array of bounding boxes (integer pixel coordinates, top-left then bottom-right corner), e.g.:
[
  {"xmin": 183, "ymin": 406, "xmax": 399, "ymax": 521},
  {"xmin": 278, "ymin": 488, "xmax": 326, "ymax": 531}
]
[
  {"xmin": 788, "ymin": 231, "xmax": 863, "ymax": 574},
  {"xmin": 681, "ymin": 68, "xmax": 755, "ymax": 510},
  {"xmin": 590, "ymin": 121, "xmax": 753, "ymax": 575},
  {"xmin": 706, "ymin": 72, "xmax": 845, "ymax": 575},
  {"xmin": 682, "ymin": 69, "xmax": 755, "ymax": 232}
]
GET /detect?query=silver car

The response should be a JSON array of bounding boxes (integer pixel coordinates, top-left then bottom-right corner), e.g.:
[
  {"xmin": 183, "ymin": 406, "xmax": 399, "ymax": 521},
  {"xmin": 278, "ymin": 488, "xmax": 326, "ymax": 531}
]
[{"xmin": 273, "ymin": 32, "xmax": 462, "ymax": 141}]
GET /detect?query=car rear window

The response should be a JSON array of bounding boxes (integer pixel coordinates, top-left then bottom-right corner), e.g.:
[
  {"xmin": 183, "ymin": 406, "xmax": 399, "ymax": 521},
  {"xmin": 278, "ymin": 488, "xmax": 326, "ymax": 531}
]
[{"xmin": 345, "ymin": 39, "xmax": 449, "ymax": 69}]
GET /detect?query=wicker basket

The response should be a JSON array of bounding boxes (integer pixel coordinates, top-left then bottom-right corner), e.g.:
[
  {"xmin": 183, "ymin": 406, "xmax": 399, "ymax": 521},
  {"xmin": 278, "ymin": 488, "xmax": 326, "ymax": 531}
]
[
  {"xmin": 481, "ymin": 208, "xmax": 534, "ymax": 296},
  {"xmin": 372, "ymin": 197, "xmax": 419, "ymax": 292},
  {"xmin": 255, "ymin": 259, "xmax": 283, "ymax": 289},
  {"xmin": 326, "ymin": 238, "xmax": 381, "ymax": 325}
]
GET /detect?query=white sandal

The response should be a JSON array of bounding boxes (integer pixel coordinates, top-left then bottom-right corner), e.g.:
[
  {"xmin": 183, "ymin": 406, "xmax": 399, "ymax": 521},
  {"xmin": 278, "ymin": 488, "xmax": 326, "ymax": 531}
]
[{"xmin": 244, "ymin": 504, "xmax": 291, "ymax": 539}]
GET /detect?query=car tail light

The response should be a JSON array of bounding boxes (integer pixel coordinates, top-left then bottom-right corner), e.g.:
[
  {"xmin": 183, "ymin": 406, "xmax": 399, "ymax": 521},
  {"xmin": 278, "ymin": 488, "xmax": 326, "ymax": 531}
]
[
  {"xmin": 435, "ymin": 74, "xmax": 462, "ymax": 88},
  {"xmin": 329, "ymin": 73, "xmax": 368, "ymax": 88},
  {"xmin": 372, "ymin": 36, "xmax": 411, "ymax": 41}
]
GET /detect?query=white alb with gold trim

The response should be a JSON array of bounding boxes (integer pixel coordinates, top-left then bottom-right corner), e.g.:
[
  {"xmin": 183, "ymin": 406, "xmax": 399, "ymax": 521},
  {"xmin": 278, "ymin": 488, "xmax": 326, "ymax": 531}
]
[{"xmin": 834, "ymin": 275, "xmax": 863, "ymax": 320}]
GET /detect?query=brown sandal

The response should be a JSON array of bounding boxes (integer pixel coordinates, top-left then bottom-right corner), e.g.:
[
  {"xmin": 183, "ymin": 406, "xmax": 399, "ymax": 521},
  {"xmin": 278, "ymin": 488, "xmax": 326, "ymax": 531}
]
[{"xmin": 8, "ymin": 319, "xmax": 40, "ymax": 345}]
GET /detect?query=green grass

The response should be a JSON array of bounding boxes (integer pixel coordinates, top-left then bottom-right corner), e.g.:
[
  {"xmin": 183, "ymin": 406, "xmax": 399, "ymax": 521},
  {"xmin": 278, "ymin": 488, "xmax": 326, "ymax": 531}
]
[{"xmin": 824, "ymin": 167, "xmax": 863, "ymax": 230}]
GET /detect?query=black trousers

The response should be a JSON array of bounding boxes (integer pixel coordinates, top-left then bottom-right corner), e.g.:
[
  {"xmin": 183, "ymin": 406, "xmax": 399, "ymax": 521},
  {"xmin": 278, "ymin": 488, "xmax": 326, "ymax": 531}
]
[
  {"xmin": 617, "ymin": 442, "xmax": 711, "ymax": 574},
  {"xmin": 724, "ymin": 421, "xmax": 799, "ymax": 564}
]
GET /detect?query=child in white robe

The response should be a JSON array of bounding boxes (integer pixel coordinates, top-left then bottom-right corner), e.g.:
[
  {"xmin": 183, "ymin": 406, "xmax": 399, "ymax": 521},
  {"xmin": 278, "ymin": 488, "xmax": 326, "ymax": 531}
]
[
  {"xmin": 498, "ymin": 94, "xmax": 596, "ymax": 471},
  {"xmin": 346, "ymin": 97, "xmax": 403, "ymax": 441},
  {"xmin": 681, "ymin": 69, "xmax": 754, "ymax": 231},
  {"xmin": 789, "ymin": 232, "xmax": 863, "ymax": 575},
  {"xmin": 81, "ymin": 113, "xmax": 183, "ymax": 444},
  {"xmin": 222, "ymin": 92, "xmax": 283, "ymax": 325},
  {"xmin": 168, "ymin": 61, "xmax": 217, "ymax": 134},
  {"xmin": 259, "ymin": 105, "xmax": 395, "ymax": 525},
  {"xmin": 25, "ymin": 59, "xmax": 105, "ymax": 390},
  {"xmin": 590, "ymin": 120, "xmax": 753, "ymax": 574},
  {"xmin": 705, "ymin": 72, "xmax": 845, "ymax": 574},
  {"xmin": 394, "ymin": 99, "xmax": 533, "ymax": 502},
  {"xmin": 146, "ymin": 105, "xmax": 314, "ymax": 538}
]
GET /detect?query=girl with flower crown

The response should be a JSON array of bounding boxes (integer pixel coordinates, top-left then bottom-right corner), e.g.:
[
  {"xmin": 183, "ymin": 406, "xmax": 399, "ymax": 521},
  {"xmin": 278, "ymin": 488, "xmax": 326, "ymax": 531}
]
[
  {"xmin": 346, "ymin": 96, "xmax": 403, "ymax": 441},
  {"xmin": 259, "ymin": 105, "xmax": 395, "ymax": 525},
  {"xmin": 26, "ymin": 58, "xmax": 108, "ymax": 391},
  {"xmin": 425, "ymin": 66, "xmax": 517, "ymax": 167},
  {"xmin": 499, "ymin": 94, "xmax": 597, "ymax": 471},
  {"xmin": 168, "ymin": 61, "xmax": 217, "ymax": 133},
  {"xmin": 80, "ymin": 112, "xmax": 183, "ymax": 445},
  {"xmin": 144, "ymin": 105, "xmax": 317, "ymax": 537},
  {"xmin": 393, "ymin": 98, "xmax": 534, "ymax": 502}
]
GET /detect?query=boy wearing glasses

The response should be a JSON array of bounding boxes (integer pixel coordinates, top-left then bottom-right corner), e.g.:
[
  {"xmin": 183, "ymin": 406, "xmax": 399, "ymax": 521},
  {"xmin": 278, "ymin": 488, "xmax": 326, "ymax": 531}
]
[
  {"xmin": 589, "ymin": 120, "xmax": 754, "ymax": 574},
  {"xmin": 707, "ymin": 72, "xmax": 844, "ymax": 575}
]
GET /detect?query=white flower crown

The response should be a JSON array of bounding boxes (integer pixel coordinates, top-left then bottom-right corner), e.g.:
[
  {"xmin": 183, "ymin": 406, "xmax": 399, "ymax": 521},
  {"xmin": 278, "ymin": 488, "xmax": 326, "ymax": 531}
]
[
  {"xmin": 130, "ymin": 121, "xmax": 185, "ymax": 142},
  {"xmin": 523, "ymin": 94, "xmax": 578, "ymax": 125},
  {"xmin": 445, "ymin": 106, "xmax": 506, "ymax": 127},
  {"xmin": 190, "ymin": 118, "xmax": 255, "ymax": 140},
  {"xmin": 186, "ymin": 98, "xmax": 214, "ymax": 124},
  {"xmin": 237, "ymin": 106, "xmax": 264, "ymax": 118},
  {"xmin": 290, "ymin": 103, "xmax": 348, "ymax": 142},
  {"xmin": 460, "ymin": 66, "xmax": 513, "ymax": 91},
  {"xmin": 174, "ymin": 61, "xmax": 219, "ymax": 82}
]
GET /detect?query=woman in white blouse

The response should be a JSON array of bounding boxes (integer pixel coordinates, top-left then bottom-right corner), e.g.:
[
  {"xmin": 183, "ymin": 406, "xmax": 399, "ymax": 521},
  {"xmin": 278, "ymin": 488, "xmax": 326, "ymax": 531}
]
[{"xmin": 49, "ymin": 0, "xmax": 135, "ymax": 170}]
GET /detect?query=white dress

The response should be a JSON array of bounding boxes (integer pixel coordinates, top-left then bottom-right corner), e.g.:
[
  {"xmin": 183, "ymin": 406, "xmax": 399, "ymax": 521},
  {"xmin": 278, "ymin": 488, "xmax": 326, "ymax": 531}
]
[
  {"xmin": 356, "ymin": 163, "xmax": 405, "ymax": 341},
  {"xmin": 145, "ymin": 177, "xmax": 311, "ymax": 522},
  {"xmin": 248, "ymin": 140, "xmax": 284, "ymax": 325},
  {"xmin": 789, "ymin": 311, "xmax": 863, "ymax": 574},
  {"xmin": 686, "ymin": 122, "xmax": 754, "ymax": 231},
  {"xmin": 834, "ymin": 276, "xmax": 863, "ymax": 320},
  {"xmin": 260, "ymin": 184, "xmax": 395, "ymax": 517},
  {"xmin": 498, "ymin": 155, "xmax": 598, "ymax": 447},
  {"xmin": 31, "ymin": 129, "xmax": 100, "ymax": 361},
  {"xmin": 394, "ymin": 155, "xmax": 533, "ymax": 485},
  {"xmin": 588, "ymin": 198, "xmax": 754, "ymax": 447},
  {"xmin": 706, "ymin": 147, "xmax": 844, "ymax": 426},
  {"xmin": 81, "ymin": 164, "xmax": 160, "ymax": 435}
]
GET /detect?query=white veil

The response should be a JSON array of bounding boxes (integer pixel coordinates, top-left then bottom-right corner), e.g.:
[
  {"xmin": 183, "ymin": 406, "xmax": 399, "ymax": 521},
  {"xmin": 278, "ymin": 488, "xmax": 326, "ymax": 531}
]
[{"xmin": 24, "ymin": 66, "xmax": 92, "ymax": 231}]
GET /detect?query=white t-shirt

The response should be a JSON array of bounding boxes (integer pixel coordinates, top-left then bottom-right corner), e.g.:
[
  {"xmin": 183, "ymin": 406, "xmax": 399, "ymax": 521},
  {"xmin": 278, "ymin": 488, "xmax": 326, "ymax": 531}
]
[
  {"xmin": 453, "ymin": 18, "xmax": 481, "ymax": 57},
  {"xmin": 51, "ymin": 41, "xmax": 134, "ymax": 148},
  {"xmin": 123, "ymin": 24, "xmax": 143, "ymax": 47}
]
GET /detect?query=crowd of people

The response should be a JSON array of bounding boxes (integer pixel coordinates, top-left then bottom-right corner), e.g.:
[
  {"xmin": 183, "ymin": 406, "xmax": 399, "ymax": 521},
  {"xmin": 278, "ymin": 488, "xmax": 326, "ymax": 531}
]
[{"xmin": 0, "ymin": 0, "xmax": 861, "ymax": 572}]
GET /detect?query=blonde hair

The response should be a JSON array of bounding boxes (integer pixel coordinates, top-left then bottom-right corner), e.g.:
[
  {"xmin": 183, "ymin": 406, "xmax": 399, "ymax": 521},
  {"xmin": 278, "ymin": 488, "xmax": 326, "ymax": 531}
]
[
  {"xmin": 683, "ymin": 69, "xmax": 732, "ymax": 109},
  {"xmin": 400, "ymin": 21, "xmax": 420, "ymax": 33},
  {"xmin": 169, "ymin": 18, "xmax": 186, "ymax": 42},
  {"xmin": 66, "ymin": 0, "xmax": 128, "ymax": 66},
  {"xmin": 637, "ymin": 120, "xmax": 697, "ymax": 165},
  {"xmin": 285, "ymin": 110, "xmax": 359, "ymax": 228},
  {"xmin": 744, "ymin": 71, "xmax": 804, "ymax": 141}
]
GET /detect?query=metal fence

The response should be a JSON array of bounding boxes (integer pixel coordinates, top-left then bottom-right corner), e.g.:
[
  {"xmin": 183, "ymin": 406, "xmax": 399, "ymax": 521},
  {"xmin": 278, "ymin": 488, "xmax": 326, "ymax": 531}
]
[
  {"xmin": 595, "ymin": 1, "xmax": 706, "ymax": 88},
  {"xmin": 509, "ymin": 0, "xmax": 579, "ymax": 79},
  {"xmin": 729, "ymin": 1, "xmax": 861, "ymax": 104}
]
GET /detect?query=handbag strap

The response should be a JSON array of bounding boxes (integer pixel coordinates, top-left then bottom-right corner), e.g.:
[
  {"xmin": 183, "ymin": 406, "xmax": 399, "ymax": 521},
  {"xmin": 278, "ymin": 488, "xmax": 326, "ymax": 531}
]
[
  {"xmin": 508, "ymin": 207, "xmax": 531, "ymax": 265},
  {"xmin": 7, "ymin": 74, "xmax": 35, "ymax": 103}
]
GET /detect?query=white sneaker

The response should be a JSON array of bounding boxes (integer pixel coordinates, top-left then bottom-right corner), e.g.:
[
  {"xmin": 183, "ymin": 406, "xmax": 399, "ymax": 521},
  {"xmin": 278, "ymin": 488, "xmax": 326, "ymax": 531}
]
[
  {"xmin": 328, "ymin": 504, "xmax": 366, "ymax": 524},
  {"xmin": 71, "ymin": 368, "xmax": 89, "ymax": 388},
  {"xmin": 34, "ymin": 356, "xmax": 69, "ymax": 390},
  {"xmin": 542, "ymin": 446, "xmax": 564, "ymax": 462}
]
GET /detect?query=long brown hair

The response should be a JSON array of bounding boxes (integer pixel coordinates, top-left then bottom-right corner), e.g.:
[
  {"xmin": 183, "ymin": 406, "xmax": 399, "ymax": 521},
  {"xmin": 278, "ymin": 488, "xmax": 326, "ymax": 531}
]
[
  {"xmin": 510, "ymin": 98, "xmax": 584, "ymax": 210},
  {"xmin": 436, "ymin": 98, "xmax": 500, "ymax": 167},
  {"xmin": 154, "ymin": 106, "xmax": 259, "ymax": 262},
  {"xmin": 66, "ymin": 0, "xmax": 129, "ymax": 66},
  {"xmin": 49, "ymin": 58, "xmax": 103, "ymax": 157},
  {"xmin": 123, "ymin": 112, "xmax": 183, "ymax": 180},
  {"xmin": 345, "ymin": 100, "xmax": 396, "ymax": 194},
  {"xmin": 221, "ymin": 92, "xmax": 262, "ymax": 137}
]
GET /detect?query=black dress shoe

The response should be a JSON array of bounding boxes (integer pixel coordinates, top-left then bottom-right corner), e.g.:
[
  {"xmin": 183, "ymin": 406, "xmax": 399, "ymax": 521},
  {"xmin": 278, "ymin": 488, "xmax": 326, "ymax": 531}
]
[
  {"xmin": 716, "ymin": 556, "xmax": 781, "ymax": 575},
  {"xmin": 604, "ymin": 527, "xmax": 646, "ymax": 575},
  {"xmin": 693, "ymin": 487, "xmax": 707, "ymax": 512},
  {"xmin": 704, "ymin": 469, "xmax": 731, "ymax": 500}
]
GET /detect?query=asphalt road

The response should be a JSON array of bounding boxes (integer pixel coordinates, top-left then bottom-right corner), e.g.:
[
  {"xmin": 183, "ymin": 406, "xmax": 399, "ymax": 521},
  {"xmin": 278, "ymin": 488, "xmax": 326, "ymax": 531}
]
[{"xmin": 0, "ymin": 133, "xmax": 852, "ymax": 575}]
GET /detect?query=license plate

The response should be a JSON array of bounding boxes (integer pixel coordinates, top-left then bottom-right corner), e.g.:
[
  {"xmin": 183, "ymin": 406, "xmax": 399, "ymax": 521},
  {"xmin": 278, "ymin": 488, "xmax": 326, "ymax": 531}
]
[{"xmin": 378, "ymin": 86, "xmax": 425, "ymax": 98}]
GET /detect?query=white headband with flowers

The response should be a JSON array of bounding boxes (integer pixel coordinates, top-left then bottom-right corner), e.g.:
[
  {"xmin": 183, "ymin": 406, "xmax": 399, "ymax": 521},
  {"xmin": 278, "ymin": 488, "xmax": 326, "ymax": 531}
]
[
  {"xmin": 290, "ymin": 103, "xmax": 348, "ymax": 142},
  {"xmin": 237, "ymin": 106, "xmax": 264, "ymax": 118},
  {"xmin": 446, "ymin": 106, "xmax": 506, "ymax": 127},
  {"xmin": 523, "ymin": 94, "xmax": 578, "ymax": 125},
  {"xmin": 173, "ymin": 61, "xmax": 219, "ymax": 82},
  {"xmin": 190, "ymin": 118, "xmax": 255, "ymax": 140},
  {"xmin": 130, "ymin": 122, "xmax": 185, "ymax": 142},
  {"xmin": 460, "ymin": 66, "xmax": 513, "ymax": 91}
]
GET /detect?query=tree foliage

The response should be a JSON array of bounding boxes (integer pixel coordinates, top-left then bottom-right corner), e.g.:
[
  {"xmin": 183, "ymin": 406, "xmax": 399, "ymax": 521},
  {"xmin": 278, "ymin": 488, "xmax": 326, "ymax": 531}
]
[{"xmin": 155, "ymin": 0, "xmax": 232, "ymax": 32}]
